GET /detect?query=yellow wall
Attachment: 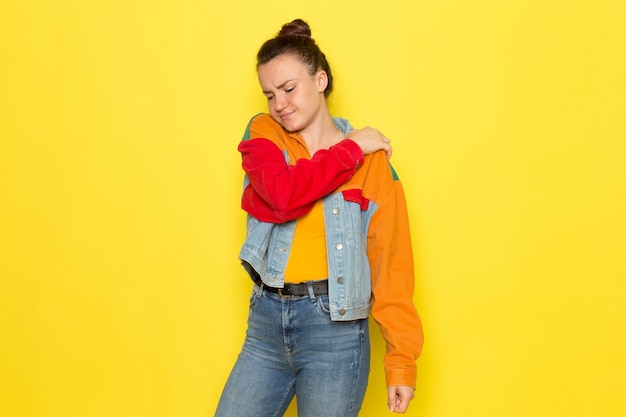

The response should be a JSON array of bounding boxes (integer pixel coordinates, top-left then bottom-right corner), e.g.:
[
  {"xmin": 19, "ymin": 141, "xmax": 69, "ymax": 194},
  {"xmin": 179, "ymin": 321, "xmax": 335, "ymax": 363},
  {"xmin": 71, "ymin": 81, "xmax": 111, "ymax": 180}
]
[{"xmin": 1, "ymin": 1, "xmax": 625, "ymax": 416}]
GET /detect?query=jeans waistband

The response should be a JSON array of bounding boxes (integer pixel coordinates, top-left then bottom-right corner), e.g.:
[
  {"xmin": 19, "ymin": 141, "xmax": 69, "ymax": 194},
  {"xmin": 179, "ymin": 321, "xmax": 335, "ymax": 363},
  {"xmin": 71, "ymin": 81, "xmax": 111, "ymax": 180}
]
[{"xmin": 253, "ymin": 275, "xmax": 328, "ymax": 297}]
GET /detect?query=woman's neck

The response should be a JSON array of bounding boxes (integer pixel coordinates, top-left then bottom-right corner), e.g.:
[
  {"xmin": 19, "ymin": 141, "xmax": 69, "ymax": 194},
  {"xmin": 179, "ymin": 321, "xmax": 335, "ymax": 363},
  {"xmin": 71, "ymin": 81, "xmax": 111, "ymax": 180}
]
[{"xmin": 299, "ymin": 111, "xmax": 344, "ymax": 156}]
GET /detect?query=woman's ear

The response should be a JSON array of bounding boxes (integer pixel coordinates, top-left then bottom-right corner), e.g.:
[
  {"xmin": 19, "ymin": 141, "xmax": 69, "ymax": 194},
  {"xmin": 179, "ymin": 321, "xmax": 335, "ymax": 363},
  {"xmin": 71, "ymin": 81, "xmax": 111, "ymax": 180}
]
[{"xmin": 316, "ymin": 70, "xmax": 329, "ymax": 93}]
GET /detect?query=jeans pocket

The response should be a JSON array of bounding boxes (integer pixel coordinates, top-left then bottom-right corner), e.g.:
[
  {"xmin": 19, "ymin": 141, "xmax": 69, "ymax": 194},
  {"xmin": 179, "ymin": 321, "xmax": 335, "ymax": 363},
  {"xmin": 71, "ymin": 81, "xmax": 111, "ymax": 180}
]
[{"xmin": 315, "ymin": 295, "xmax": 332, "ymax": 317}]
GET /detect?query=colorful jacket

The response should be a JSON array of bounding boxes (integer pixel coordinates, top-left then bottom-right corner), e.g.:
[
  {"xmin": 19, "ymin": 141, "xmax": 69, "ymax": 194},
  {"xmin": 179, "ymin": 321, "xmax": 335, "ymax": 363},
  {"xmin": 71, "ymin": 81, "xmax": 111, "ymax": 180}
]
[{"xmin": 237, "ymin": 113, "xmax": 424, "ymax": 388}]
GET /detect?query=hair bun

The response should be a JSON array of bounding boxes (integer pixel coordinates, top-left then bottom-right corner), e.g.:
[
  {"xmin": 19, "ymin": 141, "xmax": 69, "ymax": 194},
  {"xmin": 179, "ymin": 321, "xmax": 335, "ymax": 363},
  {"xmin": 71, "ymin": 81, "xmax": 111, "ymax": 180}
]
[{"xmin": 278, "ymin": 19, "xmax": 312, "ymax": 38}]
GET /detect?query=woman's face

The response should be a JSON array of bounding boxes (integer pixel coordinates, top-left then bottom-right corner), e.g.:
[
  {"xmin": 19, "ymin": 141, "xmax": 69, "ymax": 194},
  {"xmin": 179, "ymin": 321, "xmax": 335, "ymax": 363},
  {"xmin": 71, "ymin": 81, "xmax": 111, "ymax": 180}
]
[{"xmin": 257, "ymin": 54, "xmax": 328, "ymax": 132}]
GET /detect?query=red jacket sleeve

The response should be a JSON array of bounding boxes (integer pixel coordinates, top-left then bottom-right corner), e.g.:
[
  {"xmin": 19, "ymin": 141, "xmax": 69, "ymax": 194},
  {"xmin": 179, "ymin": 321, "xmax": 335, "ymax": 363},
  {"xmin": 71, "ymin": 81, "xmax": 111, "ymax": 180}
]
[{"xmin": 239, "ymin": 137, "xmax": 364, "ymax": 223}]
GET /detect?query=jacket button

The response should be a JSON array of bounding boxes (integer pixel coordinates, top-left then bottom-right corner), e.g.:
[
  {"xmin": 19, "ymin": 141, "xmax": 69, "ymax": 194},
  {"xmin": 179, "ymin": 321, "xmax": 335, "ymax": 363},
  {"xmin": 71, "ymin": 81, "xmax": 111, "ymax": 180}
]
[
  {"xmin": 333, "ymin": 207, "xmax": 340, "ymax": 215},
  {"xmin": 338, "ymin": 309, "xmax": 346, "ymax": 316},
  {"xmin": 335, "ymin": 243, "xmax": 343, "ymax": 250}
]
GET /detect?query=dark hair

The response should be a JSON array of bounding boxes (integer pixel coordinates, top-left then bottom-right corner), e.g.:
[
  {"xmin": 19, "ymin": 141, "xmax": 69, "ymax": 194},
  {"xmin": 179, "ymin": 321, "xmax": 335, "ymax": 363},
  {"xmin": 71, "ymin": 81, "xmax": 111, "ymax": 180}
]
[{"xmin": 257, "ymin": 19, "xmax": 334, "ymax": 98}]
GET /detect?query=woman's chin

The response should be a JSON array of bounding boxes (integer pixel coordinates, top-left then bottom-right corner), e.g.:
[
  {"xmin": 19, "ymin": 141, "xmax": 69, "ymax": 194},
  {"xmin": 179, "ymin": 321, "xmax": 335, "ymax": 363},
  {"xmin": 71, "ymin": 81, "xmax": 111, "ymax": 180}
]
[{"xmin": 278, "ymin": 119, "xmax": 300, "ymax": 133}]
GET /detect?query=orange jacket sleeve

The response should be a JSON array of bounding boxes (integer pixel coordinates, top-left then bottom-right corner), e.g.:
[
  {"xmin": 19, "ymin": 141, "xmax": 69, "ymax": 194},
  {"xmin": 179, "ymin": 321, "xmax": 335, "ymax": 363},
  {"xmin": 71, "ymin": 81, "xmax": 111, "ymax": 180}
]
[{"xmin": 367, "ymin": 164, "xmax": 424, "ymax": 388}]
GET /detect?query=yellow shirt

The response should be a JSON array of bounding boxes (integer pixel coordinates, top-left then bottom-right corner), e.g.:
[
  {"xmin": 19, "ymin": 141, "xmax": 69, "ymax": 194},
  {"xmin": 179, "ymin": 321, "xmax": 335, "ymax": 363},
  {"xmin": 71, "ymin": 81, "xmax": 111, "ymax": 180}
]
[{"xmin": 283, "ymin": 199, "xmax": 328, "ymax": 283}]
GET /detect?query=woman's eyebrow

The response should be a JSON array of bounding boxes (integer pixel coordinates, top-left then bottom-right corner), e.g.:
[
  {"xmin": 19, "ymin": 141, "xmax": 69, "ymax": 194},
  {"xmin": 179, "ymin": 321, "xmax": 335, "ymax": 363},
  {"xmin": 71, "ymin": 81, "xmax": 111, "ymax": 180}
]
[{"xmin": 262, "ymin": 79, "xmax": 296, "ymax": 94}]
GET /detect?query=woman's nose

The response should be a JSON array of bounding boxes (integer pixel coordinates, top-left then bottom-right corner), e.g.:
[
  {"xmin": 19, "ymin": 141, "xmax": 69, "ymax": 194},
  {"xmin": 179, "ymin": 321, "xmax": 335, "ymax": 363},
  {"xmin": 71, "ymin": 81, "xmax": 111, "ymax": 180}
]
[{"xmin": 273, "ymin": 95, "xmax": 287, "ymax": 112}]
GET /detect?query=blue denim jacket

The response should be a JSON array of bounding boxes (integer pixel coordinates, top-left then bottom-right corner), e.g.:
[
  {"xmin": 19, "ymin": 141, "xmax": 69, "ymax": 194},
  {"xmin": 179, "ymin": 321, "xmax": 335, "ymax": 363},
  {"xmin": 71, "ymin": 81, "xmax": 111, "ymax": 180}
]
[{"xmin": 238, "ymin": 118, "xmax": 374, "ymax": 321}]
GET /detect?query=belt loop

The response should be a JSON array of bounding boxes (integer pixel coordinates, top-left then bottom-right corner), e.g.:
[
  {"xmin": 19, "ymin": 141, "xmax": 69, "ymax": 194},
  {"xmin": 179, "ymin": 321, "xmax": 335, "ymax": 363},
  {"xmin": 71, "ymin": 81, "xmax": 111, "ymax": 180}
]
[
  {"xmin": 306, "ymin": 281, "xmax": 316, "ymax": 301},
  {"xmin": 253, "ymin": 280, "xmax": 263, "ymax": 299}
]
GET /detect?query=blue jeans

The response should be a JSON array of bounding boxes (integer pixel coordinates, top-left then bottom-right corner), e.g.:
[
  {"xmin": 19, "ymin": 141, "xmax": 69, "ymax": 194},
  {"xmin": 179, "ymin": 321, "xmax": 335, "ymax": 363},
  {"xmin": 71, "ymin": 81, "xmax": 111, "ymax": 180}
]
[{"xmin": 215, "ymin": 283, "xmax": 370, "ymax": 417}]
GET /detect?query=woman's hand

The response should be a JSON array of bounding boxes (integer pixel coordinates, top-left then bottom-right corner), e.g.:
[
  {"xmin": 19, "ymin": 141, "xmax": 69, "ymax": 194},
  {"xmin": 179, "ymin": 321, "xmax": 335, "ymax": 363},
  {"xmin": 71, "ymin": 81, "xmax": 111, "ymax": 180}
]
[
  {"xmin": 349, "ymin": 127, "xmax": 393, "ymax": 159},
  {"xmin": 388, "ymin": 385, "xmax": 415, "ymax": 413}
]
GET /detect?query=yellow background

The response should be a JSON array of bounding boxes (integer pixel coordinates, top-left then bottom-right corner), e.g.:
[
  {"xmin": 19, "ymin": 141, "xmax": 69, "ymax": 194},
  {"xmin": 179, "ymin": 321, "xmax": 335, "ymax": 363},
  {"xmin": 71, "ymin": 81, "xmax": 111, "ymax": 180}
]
[{"xmin": 1, "ymin": 1, "xmax": 625, "ymax": 416}]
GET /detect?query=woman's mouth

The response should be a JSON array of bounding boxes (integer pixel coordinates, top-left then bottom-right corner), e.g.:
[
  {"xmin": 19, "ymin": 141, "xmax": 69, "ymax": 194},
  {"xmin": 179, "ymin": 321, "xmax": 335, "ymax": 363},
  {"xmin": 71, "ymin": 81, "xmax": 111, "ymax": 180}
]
[{"xmin": 279, "ymin": 111, "xmax": 294, "ymax": 120}]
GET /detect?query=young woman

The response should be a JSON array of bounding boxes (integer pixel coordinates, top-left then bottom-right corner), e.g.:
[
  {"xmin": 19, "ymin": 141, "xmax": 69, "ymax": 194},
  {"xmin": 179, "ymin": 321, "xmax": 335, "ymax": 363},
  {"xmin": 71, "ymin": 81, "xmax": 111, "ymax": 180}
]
[{"xmin": 215, "ymin": 19, "xmax": 423, "ymax": 417}]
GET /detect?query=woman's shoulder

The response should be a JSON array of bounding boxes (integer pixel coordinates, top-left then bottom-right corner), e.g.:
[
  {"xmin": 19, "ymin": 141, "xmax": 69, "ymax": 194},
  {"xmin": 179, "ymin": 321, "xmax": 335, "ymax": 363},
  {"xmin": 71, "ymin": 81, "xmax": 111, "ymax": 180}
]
[
  {"xmin": 248, "ymin": 113, "xmax": 277, "ymax": 129},
  {"xmin": 242, "ymin": 113, "xmax": 285, "ymax": 141},
  {"xmin": 363, "ymin": 150, "xmax": 396, "ymax": 175}
]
